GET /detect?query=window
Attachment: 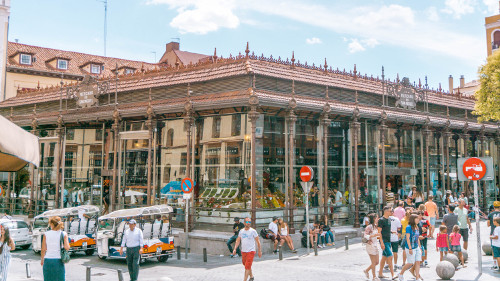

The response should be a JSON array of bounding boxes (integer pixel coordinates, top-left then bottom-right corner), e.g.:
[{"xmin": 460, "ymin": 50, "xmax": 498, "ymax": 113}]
[
  {"xmin": 57, "ymin": 59, "xmax": 68, "ymax": 70},
  {"xmin": 212, "ymin": 116, "xmax": 221, "ymax": 138},
  {"xmin": 20, "ymin": 53, "xmax": 32, "ymax": 65},
  {"xmin": 91, "ymin": 64, "xmax": 101, "ymax": 74},
  {"xmin": 124, "ymin": 68, "xmax": 134, "ymax": 74},
  {"xmin": 66, "ymin": 129, "xmax": 74, "ymax": 140},
  {"xmin": 95, "ymin": 129, "xmax": 103, "ymax": 141},
  {"xmin": 231, "ymin": 114, "xmax": 241, "ymax": 136},
  {"xmin": 166, "ymin": 129, "xmax": 174, "ymax": 147}
]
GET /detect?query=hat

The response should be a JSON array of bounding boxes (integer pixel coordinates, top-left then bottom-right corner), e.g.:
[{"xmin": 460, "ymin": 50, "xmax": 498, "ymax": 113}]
[
  {"xmin": 234, "ymin": 217, "xmax": 240, "ymax": 221},
  {"xmin": 128, "ymin": 219, "xmax": 137, "ymax": 224},
  {"xmin": 494, "ymin": 201, "xmax": 500, "ymax": 208}
]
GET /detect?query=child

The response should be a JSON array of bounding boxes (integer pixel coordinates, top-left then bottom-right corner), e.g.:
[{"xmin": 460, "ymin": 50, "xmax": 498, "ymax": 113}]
[
  {"xmin": 436, "ymin": 225, "xmax": 451, "ymax": 261},
  {"xmin": 449, "ymin": 225, "xmax": 466, "ymax": 267},
  {"xmin": 418, "ymin": 211, "xmax": 430, "ymax": 267},
  {"xmin": 490, "ymin": 217, "xmax": 500, "ymax": 271}
]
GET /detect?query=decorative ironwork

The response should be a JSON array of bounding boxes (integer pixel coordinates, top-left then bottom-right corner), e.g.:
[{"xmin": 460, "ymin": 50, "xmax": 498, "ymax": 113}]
[
  {"xmin": 386, "ymin": 77, "xmax": 426, "ymax": 110},
  {"xmin": 67, "ymin": 75, "xmax": 110, "ymax": 108}
]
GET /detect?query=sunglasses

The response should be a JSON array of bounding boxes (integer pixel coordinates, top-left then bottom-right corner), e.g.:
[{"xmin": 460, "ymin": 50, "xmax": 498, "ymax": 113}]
[{"xmin": 244, "ymin": 221, "xmax": 251, "ymax": 223}]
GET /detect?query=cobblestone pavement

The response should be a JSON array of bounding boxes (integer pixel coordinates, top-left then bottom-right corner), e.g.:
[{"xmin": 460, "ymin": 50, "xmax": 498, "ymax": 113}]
[{"xmin": 5, "ymin": 221, "xmax": 500, "ymax": 281}]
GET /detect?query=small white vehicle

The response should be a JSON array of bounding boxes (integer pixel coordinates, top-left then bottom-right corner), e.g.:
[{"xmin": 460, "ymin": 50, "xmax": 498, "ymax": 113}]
[
  {"xmin": 96, "ymin": 204, "xmax": 175, "ymax": 262},
  {"xmin": 31, "ymin": 205, "xmax": 100, "ymax": 255},
  {"xmin": 0, "ymin": 218, "xmax": 32, "ymax": 250}
]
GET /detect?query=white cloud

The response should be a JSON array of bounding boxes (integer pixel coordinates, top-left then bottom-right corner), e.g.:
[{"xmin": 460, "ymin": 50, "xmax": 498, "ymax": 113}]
[
  {"xmin": 483, "ymin": 0, "xmax": 499, "ymax": 14},
  {"xmin": 148, "ymin": 0, "xmax": 239, "ymax": 34},
  {"xmin": 347, "ymin": 38, "xmax": 379, "ymax": 53},
  {"xmin": 442, "ymin": 0, "xmax": 477, "ymax": 18},
  {"xmin": 305, "ymin": 37, "xmax": 322, "ymax": 44},
  {"xmin": 426, "ymin": 6, "xmax": 440, "ymax": 21}
]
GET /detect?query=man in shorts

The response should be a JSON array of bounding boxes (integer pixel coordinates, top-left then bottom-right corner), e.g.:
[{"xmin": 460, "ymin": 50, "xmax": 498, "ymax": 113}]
[
  {"xmin": 233, "ymin": 217, "xmax": 262, "ymax": 281},
  {"xmin": 487, "ymin": 201, "xmax": 500, "ymax": 269},
  {"xmin": 378, "ymin": 206, "xmax": 396, "ymax": 279},
  {"xmin": 389, "ymin": 210, "xmax": 402, "ymax": 270},
  {"xmin": 454, "ymin": 199, "xmax": 472, "ymax": 250},
  {"xmin": 424, "ymin": 195, "xmax": 438, "ymax": 238}
]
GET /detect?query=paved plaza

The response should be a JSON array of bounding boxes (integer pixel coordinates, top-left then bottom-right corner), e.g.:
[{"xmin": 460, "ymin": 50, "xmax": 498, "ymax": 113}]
[{"xmin": 4, "ymin": 221, "xmax": 500, "ymax": 281}]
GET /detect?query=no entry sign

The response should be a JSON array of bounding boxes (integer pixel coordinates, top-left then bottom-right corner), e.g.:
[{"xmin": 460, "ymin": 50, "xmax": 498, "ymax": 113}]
[
  {"xmin": 462, "ymin": 157, "xmax": 487, "ymax": 181},
  {"xmin": 181, "ymin": 177, "xmax": 194, "ymax": 193},
  {"xmin": 300, "ymin": 166, "xmax": 314, "ymax": 182}
]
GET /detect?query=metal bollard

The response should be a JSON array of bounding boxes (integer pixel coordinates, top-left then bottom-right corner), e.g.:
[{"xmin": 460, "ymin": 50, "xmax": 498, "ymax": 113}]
[
  {"xmin": 86, "ymin": 266, "xmax": 91, "ymax": 281},
  {"xmin": 117, "ymin": 269, "xmax": 124, "ymax": 281},
  {"xmin": 185, "ymin": 245, "xmax": 188, "ymax": 259},
  {"xmin": 26, "ymin": 263, "xmax": 31, "ymax": 278},
  {"xmin": 345, "ymin": 236, "xmax": 349, "ymax": 250},
  {"xmin": 177, "ymin": 246, "xmax": 181, "ymax": 260},
  {"xmin": 314, "ymin": 241, "xmax": 318, "ymax": 256},
  {"xmin": 278, "ymin": 246, "xmax": 283, "ymax": 260},
  {"xmin": 203, "ymin": 248, "xmax": 207, "ymax": 262}
]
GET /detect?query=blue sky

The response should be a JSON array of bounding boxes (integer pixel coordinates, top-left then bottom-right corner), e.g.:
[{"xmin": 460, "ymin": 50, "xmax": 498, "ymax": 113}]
[{"xmin": 9, "ymin": 0, "xmax": 497, "ymax": 90}]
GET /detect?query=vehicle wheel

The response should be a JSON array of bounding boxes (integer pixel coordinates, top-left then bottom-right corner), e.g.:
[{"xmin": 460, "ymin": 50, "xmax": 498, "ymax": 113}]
[
  {"xmin": 139, "ymin": 258, "xmax": 146, "ymax": 265},
  {"xmin": 85, "ymin": 249, "xmax": 95, "ymax": 256},
  {"xmin": 157, "ymin": 255, "xmax": 168, "ymax": 262},
  {"xmin": 21, "ymin": 245, "xmax": 31, "ymax": 250},
  {"xmin": 98, "ymin": 255, "xmax": 107, "ymax": 260},
  {"xmin": 33, "ymin": 249, "xmax": 40, "ymax": 254}
]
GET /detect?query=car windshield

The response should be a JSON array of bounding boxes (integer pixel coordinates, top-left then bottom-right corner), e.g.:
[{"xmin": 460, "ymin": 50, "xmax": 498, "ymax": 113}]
[
  {"xmin": 1, "ymin": 221, "xmax": 15, "ymax": 229},
  {"xmin": 33, "ymin": 218, "xmax": 49, "ymax": 229},
  {"xmin": 98, "ymin": 219, "xmax": 114, "ymax": 231}
]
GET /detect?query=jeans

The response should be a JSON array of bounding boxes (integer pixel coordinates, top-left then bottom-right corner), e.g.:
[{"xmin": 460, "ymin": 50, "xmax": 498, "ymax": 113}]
[
  {"xmin": 320, "ymin": 231, "xmax": 334, "ymax": 244},
  {"xmin": 126, "ymin": 246, "xmax": 140, "ymax": 281},
  {"xmin": 227, "ymin": 235, "xmax": 241, "ymax": 255}
]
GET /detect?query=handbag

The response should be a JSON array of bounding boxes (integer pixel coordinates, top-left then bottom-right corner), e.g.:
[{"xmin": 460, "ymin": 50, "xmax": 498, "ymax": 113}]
[{"xmin": 60, "ymin": 232, "xmax": 70, "ymax": 263}]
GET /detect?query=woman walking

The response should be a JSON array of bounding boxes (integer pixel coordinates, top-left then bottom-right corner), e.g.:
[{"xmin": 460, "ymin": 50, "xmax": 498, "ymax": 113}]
[
  {"xmin": 278, "ymin": 218, "xmax": 297, "ymax": 253},
  {"xmin": 398, "ymin": 214, "xmax": 422, "ymax": 281},
  {"xmin": 41, "ymin": 216, "xmax": 70, "ymax": 281},
  {"xmin": 363, "ymin": 213, "xmax": 381, "ymax": 280},
  {"xmin": 0, "ymin": 225, "xmax": 15, "ymax": 281}
]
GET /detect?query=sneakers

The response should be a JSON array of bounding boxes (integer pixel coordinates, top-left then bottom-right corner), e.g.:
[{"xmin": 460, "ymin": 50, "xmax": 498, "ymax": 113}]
[
  {"xmin": 291, "ymin": 249, "xmax": 298, "ymax": 253},
  {"xmin": 249, "ymin": 278, "xmax": 254, "ymax": 281},
  {"xmin": 322, "ymin": 244, "xmax": 326, "ymax": 248},
  {"xmin": 273, "ymin": 250, "xmax": 278, "ymax": 254},
  {"xmin": 230, "ymin": 254, "xmax": 239, "ymax": 258},
  {"xmin": 326, "ymin": 243, "xmax": 333, "ymax": 246},
  {"xmin": 318, "ymin": 245, "xmax": 324, "ymax": 248},
  {"xmin": 423, "ymin": 260, "xmax": 428, "ymax": 267},
  {"xmin": 491, "ymin": 265, "xmax": 499, "ymax": 270},
  {"xmin": 398, "ymin": 274, "xmax": 404, "ymax": 281}
]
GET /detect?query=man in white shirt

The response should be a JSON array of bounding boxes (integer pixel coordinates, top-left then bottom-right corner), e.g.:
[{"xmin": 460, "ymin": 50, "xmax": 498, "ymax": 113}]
[
  {"xmin": 233, "ymin": 217, "xmax": 262, "ymax": 281},
  {"xmin": 389, "ymin": 212, "xmax": 402, "ymax": 270},
  {"xmin": 268, "ymin": 216, "xmax": 283, "ymax": 253},
  {"xmin": 119, "ymin": 220, "xmax": 144, "ymax": 281},
  {"xmin": 77, "ymin": 187, "xmax": 84, "ymax": 206},
  {"xmin": 334, "ymin": 188, "xmax": 343, "ymax": 206}
]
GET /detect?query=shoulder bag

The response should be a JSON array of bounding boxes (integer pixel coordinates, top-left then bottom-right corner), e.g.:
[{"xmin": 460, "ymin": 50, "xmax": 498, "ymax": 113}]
[{"xmin": 60, "ymin": 232, "xmax": 70, "ymax": 263}]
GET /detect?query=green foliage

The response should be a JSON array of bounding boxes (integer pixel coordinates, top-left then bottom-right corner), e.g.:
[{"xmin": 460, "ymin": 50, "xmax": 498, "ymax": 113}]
[{"xmin": 474, "ymin": 50, "xmax": 500, "ymax": 122}]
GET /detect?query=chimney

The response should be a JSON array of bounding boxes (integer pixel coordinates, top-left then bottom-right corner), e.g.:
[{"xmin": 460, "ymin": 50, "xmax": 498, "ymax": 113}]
[
  {"xmin": 448, "ymin": 75, "xmax": 453, "ymax": 94},
  {"xmin": 166, "ymin": 42, "xmax": 179, "ymax": 53},
  {"xmin": 460, "ymin": 75, "xmax": 465, "ymax": 88}
]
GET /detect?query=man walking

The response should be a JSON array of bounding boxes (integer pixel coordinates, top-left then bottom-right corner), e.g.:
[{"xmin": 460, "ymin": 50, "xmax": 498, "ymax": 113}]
[
  {"xmin": 389, "ymin": 209, "xmax": 402, "ymax": 270},
  {"xmin": 454, "ymin": 199, "xmax": 472, "ymax": 250},
  {"xmin": 378, "ymin": 206, "xmax": 396, "ymax": 279},
  {"xmin": 227, "ymin": 217, "xmax": 244, "ymax": 257},
  {"xmin": 487, "ymin": 201, "xmax": 500, "ymax": 269},
  {"xmin": 424, "ymin": 195, "xmax": 438, "ymax": 238},
  {"xmin": 233, "ymin": 217, "xmax": 262, "ymax": 281},
  {"xmin": 119, "ymin": 219, "xmax": 144, "ymax": 281}
]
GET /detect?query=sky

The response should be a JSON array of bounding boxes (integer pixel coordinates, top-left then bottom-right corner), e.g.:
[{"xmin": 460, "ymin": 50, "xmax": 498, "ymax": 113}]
[{"xmin": 8, "ymin": 0, "xmax": 498, "ymax": 90}]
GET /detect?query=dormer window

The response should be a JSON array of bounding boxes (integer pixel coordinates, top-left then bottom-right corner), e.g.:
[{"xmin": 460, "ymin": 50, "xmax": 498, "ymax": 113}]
[
  {"xmin": 124, "ymin": 68, "xmax": 135, "ymax": 74},
  {"xmin": 20, "ymin": 53, "xmax": 32, "ymax": 65},
  {"xmin": 90, "ymin": 64, "xmax": 101, "ymax": 74},
  {"xmin": 57, "ymin": 59, "xmax": 68, "ymax": 70}
]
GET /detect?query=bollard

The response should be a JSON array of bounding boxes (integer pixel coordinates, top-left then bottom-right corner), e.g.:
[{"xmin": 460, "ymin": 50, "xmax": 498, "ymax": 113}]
[
  {"xmin": 203, "ymin": 248, "xmax": 207, "ymax": 263},
  {"xmin": 26, "ymin": 263, "xmax": 31, "ymax": 279},
  {"xmin": 117, "ymin": 269, "xmax": 124, "ymax": 281},
  {"xmin": 345, "ymin": 236, "xmax": 349, "ymax": 250},
  {"xmin": 185, "ymin": 245, "xmax": 188, "ymax": 259},
  {"xmin": 314, "ymin": 241, "xmax": 318, "ymax": 256},
  {"xmin": 86, "ymin": 266, "xmax": 91, "ymax": 281},
  {"xmin": 177, "ymin": 246, "xmax": 181, "ymax": 260},
  {"xmin": 278, "ymin": 246, "xmax": 283, "ymax": 260}
]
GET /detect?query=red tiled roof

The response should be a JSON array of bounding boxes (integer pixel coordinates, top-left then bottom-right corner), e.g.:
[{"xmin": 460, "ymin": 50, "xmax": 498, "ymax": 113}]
[
  {"xmin": 7, "ymin": 42, "xmax": 156, "ymax": 77},
  {"xmin": 173, "ymin": 50, "xmax": 210, "ymax": 65}
]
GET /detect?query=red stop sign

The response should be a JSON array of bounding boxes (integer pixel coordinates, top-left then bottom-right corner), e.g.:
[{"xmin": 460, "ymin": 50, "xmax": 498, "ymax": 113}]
[
  {"xmin": 462, "ymin": 157, "xmax": 487, "ymax": 181},
  {"xmin": 300, "ymin": 166, "xmax": 314, "ymax": 182}
]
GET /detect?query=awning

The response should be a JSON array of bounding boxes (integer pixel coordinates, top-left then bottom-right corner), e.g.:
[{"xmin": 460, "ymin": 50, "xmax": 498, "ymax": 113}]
[{"xmin": 0, "ymin": 115, "xmax": 40, "ymax": 171}]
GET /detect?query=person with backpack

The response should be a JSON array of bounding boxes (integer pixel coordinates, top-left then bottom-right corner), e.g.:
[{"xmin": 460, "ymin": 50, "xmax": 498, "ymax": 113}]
[
  {"xmin": 233, "ymin": 217, "xmax": 262, "ymax": 281},
  {"xmin": 41, "ymin": 216, "xmax": 70, "ymax": 281},
  {"xmin": 398, "ymin": 214, "xmax": 422, "ymax": 281}
]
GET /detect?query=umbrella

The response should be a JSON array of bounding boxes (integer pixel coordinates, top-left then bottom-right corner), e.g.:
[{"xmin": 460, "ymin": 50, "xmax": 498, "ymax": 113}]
[{"xmin": 0, "ymin": 115, "xmax": 40, "ymax": 171}]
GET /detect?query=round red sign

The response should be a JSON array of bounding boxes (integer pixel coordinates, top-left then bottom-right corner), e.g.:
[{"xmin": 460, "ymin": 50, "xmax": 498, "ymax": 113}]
[
  {"xmin": 462, "ymin": 157, "xmax": 487, "ymax": 181},
  {"xmin": 300, "ymin": 166, "xmax": 314, "ymax": 182}
]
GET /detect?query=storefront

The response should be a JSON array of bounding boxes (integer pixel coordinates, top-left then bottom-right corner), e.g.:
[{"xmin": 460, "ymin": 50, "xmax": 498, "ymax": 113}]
[{"xmin": 1, "ymin": 50, "xmax": 499, "ymax": 229}]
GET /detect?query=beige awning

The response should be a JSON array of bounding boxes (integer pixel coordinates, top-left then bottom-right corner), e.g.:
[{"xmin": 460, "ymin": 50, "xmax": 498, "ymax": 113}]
[{"xmin": 0, "ymin": 115, "xmax": 40, "ymax": 171}]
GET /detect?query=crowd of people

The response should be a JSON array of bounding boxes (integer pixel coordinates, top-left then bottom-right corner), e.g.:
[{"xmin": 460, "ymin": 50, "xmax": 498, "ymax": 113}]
[{"xmin": 362, "ymin": 194, "xmax": 500, "ymax": 281}]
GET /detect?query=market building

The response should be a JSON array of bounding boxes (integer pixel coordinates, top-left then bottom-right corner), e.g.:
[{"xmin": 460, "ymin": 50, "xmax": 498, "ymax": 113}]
[{"xmin": 0, "ymin": 42, "xmax": 499, "ymax": 230}]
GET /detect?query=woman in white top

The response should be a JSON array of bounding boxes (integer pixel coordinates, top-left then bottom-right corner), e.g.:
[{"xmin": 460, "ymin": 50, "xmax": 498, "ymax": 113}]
[
  {"xmin": 278, "ymin": 218, "xmax": 297, "ymax": 253},
  {"xmin": 0, "ymin": 225, "xmax": 15, "ymax": 281},
  {"xmin": 41, "ymin": 216, "xmax": 70, "ymax": 281},
  {"xmin": 363, "ymin": 213, "xmax": 381, "ymax": 281}
]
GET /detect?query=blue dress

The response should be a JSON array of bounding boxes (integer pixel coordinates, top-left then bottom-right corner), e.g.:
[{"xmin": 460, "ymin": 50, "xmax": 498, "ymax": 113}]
[{"xmin": 0, "ymin": 241, "xmax": 12, "ymax": 281}]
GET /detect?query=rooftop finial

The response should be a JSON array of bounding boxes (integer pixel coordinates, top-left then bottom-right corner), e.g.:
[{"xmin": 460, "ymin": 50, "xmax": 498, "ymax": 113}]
[
  {"xmin": 245, "ymin": 42, "xmax": 250, "ymax": 58},
  {"xmin": 396, "ymin": 73, "xmax": 400, "ymax": 83},
  {"xmin": 418, "ymin": 78, "xmax": 422, "ymax": 88},
  {"xmin": 213, "ymin": 47, "xmax": 217, "ymax": 62},
  {"xmin": 324, "ymin": 58, "xmax": 328, "ymax": 73},
  {"xmin": 353, "ymin": 64, "xmax": 357, "ymax": 80},
  {"xmin": 381, "ymin": 66, "xmax": 385, "ymax": 80},
  {"xmin": 291, "ymin": 51, "xmax": 295, "ymax": 67}
]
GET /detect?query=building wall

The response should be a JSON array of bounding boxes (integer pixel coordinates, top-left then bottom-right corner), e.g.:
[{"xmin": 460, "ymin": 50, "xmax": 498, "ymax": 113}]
[
  {"xmin": 5, "ymin": 72, "xmax": 76, "ymax": 101},
  {"xmin": 0, "ymin": 1, "xmax": 10, "ymax": 101},
  {"xmin": 485, "ymin": 14, "xmax": 500, "ymax": 56}
]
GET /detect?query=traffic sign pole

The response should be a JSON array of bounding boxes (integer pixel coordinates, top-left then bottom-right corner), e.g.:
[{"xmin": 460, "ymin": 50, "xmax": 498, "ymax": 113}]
[
  {"xmin": 181, "ymin": 177, "xmax": 194, "ymax": 259},
  {"xmin": 473, "ymin": 180, "xmax": 482, "ymax": 275},
  {"xmin": 305, "ymin": 190, "xmax": 310, "ymax": 255}
]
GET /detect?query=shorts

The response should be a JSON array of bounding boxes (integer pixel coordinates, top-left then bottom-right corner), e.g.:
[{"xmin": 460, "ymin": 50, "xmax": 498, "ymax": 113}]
[
  {"xmin": 493, "ymin": 246, "xmax": 500, "ymax": 258},
  {"xmin": 382, "ymin": 242, "xmax": 393, "ymax": 257},
  {"xmin": 420, "ymin": 238, "xmax": 427, "ymax": 251},
  {"xmin": 459, "ymin": 228, "xmax": 469, "ymax": 242},
  {"xmin": 450, "ymin": 245, "xmax": 461, "ymax": 252},
  {"xmin": 366, "ymin": 243, "xmax": 379, "ymax": 256},
  {"xmin": 439, "ymin": 247, "xmax": 449, "ymax": 252},
  {"xmin": 241, "ymin": 251, "xmax": 255, "ymax": 270},
  {"xmin": 429, "ymin": 217, "xmax": 436, "ymax": 226},
  {"xmin": 391, "ymin": 241, "xmax": 399, "ymax": 253},
  {"xmin": 406, "ymin": 247, "xmax": 422, "ymax": 264}
]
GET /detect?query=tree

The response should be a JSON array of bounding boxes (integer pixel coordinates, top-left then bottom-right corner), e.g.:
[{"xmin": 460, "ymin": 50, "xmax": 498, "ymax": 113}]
[{"xmin": 474, "ymin": 50, "xmax": 500, "ymax": 122}]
